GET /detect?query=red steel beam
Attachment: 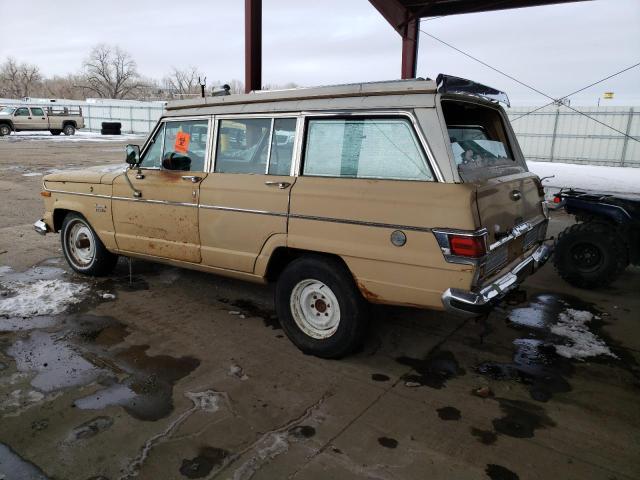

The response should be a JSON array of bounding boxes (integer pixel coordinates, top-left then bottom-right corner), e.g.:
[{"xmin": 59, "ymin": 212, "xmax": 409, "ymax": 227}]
[
  {"xmin": 369, "ymin": 0, "xmax": 419, "ymax": 79},
  {"xmin": 245, "ymin": 0, "xmax": 262, "ymax": 93}
]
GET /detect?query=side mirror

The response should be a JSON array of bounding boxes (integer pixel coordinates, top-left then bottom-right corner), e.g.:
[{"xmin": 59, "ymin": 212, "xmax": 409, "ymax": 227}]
[{"xmin": 125, "ymin": 144, "xmax": 141, "ymax": 167}]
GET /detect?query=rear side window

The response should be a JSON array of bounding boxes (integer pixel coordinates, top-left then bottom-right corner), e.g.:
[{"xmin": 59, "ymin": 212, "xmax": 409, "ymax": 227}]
[
  {"xmin": 215, "ymin": 117, "xmax": 297, "ymax": 175},
  {"xmin": 30, "ymin": 107, "xmax": 44, "ymax": 116},
  {"xmin": 303, "ymin": 118, "xmax": 433, "ymax": 181}
]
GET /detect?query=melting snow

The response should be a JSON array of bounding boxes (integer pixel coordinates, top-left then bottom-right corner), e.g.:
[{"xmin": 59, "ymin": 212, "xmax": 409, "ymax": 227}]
[
  {"xmin": 550, "ymin": 308, "xmax": 616, "ymax": 360},
  {"xmin": 0, "ymin": 279, "xmax": 87, "ymax": 318}
]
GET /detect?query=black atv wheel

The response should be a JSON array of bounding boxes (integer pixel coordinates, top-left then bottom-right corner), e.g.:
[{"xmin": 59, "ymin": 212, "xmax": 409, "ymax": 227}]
[{"xmin": 554, "ymin": 222, "xmax": 628, "ymax": 289}]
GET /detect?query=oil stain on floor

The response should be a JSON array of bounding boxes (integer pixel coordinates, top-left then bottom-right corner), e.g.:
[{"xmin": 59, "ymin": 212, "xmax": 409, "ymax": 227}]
[{"xmin": 396, "ymin": 350, "xmax": 465, "ymax": 389}]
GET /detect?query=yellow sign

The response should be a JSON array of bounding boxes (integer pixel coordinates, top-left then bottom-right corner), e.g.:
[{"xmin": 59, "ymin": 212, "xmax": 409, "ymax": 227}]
[{"xmin": 603, "ymin": 92, "xmax": 614, "ymax": 99}]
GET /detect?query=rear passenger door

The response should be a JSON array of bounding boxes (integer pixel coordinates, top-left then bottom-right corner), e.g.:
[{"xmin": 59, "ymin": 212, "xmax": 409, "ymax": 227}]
[
  {"xmin": 198, "ymin": 116, "xmax": 299, "ymax": 272},
  {"xmin": 29, "ymin": 107, "xmax": 48, "ymax": 130}
]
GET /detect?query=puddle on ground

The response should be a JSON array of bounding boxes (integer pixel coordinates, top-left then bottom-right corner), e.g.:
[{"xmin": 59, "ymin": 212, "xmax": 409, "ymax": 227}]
[
  {"xmin": 396, "ymin": 350, "xmax": 465, "ymax": 389},
  {"xmin": 476, "ymin": 339, "xmax": 573, "ymax": 402},
  {"xmin": 436, "ymin": 406, "xmax": 461, "ymax": 421},
  {"xmin": 288, "ymin": 425, "xmax": 316, "ymax": 439},
  {"xmin": 492, "ymin": 398, "xmax": 556, "ymax": 438},
  {"xmin": 0, "ymin": 442, "xmax": 50, "ymax": 479},
  {"xmin": 230, "ymin": 299, "xmax": 280, "ymax": 329},
  {"xmin": 371, "ymin": 373, "xmax": 390, "ymax": 382},
  {"xmin": 377, "ymin": 436, "xmax": 398, "ymax": 449},
  {"xmin": 74, "ymin": 344, "xmax": 200, "ymax": 421},
  {"xmin": 470, "ymin": 427, "xmax": 497, "ymax": 445},
  {"xmin": 179, "ymin": 447, "xmax": 230, "ymax": 479},
  {"xmin": 486, "ymin": 464, "xmax": 520, "ymax": 480}
]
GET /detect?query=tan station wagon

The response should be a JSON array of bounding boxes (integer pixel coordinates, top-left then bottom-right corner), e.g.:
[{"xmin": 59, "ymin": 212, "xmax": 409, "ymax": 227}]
[{"xmin": 35, "ymin": 75, "xmax": 551, "ymax": 358}]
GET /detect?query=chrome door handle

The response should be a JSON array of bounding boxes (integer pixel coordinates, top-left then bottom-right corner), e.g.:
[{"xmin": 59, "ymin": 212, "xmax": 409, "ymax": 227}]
[
  {"xmin": 182, "ymin": 175, "xmax": 202, "ymax": 183},
  {"xmin": 510, "ymin": 190, "xmax": 522, "ymax": 201},
  {"xmin": 265, "ymin": 181, "xmax": 291, "ymax": 189}
]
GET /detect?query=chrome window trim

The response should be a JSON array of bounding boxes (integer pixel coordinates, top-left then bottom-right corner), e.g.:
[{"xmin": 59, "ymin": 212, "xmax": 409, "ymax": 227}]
[
  {"xmin": 264, "ymin": 118, "xmax": 275, "ymax": 174},
  {"xmin": 291, "ymin": 116, "xmax": 305, "ymax": 177},
  {"xmin": 297, "ymin": 109, "xmax": 444, "ymax": 182}
]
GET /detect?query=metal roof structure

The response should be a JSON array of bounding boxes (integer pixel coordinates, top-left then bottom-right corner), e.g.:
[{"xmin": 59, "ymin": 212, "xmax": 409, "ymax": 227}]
[{"xmin": 243, "ymin": 0, "xmax": 589, "ymax": 93}]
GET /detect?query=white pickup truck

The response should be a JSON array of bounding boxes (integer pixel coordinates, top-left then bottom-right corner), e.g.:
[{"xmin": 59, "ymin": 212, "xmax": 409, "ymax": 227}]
[{"xmin": 0, "ymin": 105, "xmax": 85, "ymax": 136}]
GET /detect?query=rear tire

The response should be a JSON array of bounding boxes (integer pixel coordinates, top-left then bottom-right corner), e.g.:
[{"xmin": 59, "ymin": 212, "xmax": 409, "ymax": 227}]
[
  {"xmin": 61, "ymin": 213, "xmax": 118, "ymax": 276},
  {"xmin": 553, "ymin": 222, "xmax": 627, "ymax": 289},
  {"xmin": 0, "ymin": 124, "xmax": 11, "ymax": 136},
  {"xmin": 63, "ymin": 124, "xmax": 76, "ymax": 136},
  {"xmin": 275, "ymin": 256, "xmax": 369, "ymax": 358}
]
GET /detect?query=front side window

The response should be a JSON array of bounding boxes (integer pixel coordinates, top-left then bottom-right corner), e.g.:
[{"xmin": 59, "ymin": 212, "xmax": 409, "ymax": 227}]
[
  {"xmin": 214, "ymin": 117, "xmax": 297, "ymax": 175},
  {"xmin": 303, "ymin": 118, "xmax": 433, "ymax": 181},
  {"xmin": 15, "ymin": 107, "xmax": 29, "ymax": 116},
  {"xmin": 139, "ymin": 123, "xmax": 165, "ymax": 169},
  {"xmin": 162, "ymin": 120, "xmax": 209, "ymax": 172},
  {"xmin": 30, "ymin": 107, "xmax": 44, "ymax": 116}
]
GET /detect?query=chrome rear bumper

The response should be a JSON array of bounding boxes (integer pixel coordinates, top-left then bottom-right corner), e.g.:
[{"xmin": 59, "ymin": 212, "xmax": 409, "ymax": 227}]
[
  {"xmin": 34, "ymin": 219, "xmax": 49, "ymax": 236},
  {"xmin": 442, "ymin": 243, "xmax": 552, "ymax": 317}
]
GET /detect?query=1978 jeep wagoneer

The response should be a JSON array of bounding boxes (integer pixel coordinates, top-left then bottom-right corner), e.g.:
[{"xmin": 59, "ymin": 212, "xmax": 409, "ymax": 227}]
[{"xmin": 35, "ymin": 75, "xmax": 551, "ymax": 358}]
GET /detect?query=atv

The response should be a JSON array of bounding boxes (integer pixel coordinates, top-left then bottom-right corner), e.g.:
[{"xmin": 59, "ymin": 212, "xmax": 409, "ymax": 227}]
[{"xmin": 552, "ymin": 189, "xmax": 640, "ymax": 289}]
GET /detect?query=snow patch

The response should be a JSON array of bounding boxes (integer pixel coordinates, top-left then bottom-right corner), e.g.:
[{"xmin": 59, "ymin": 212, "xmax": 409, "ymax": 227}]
[
  {"xmin": 0, "ymin": 279, "xmax": 87, "ymax": 318},
  {"xmin": 550, "ymin": 308, "xmax": 616, "ymax": 360},
  {"xmin": 528, "ymin": 161, "xmax": 640, "ymax": 198}
]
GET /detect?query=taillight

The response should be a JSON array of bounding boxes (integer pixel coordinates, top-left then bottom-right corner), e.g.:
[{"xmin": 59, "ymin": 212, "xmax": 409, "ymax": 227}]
[
  {"xmin": 449, "ymin": 235, "xmax": 486, "ymax": 258},
  {"xmin": 553, "ymin": 196, "xmax": 561, "ymax": 204}
]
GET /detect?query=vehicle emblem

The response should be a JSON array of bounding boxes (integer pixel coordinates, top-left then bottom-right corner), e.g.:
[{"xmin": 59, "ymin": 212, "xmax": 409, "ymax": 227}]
[
  {"xmin": 510, "ymin": 190, "xmax": 522, "ymax": 201},
  {"xmin": 95, "ymin": 204, "xmax": 107, "ymax": 213}
]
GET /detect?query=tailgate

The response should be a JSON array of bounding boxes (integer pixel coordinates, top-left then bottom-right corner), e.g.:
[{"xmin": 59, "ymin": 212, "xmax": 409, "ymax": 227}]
[{"xmin": 476, "ymin": 172, "xmax": 543, "ymax": 244}]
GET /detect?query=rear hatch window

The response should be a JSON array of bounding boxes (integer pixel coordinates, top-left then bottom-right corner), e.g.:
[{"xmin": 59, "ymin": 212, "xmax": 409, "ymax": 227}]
[{"xmin": 442, "ymin": 100, "xmax": 526, "ymax": 182}]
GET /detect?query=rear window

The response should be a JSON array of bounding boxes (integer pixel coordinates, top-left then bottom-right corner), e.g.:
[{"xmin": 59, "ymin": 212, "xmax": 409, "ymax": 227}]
[{"xmin": 442, "ymin": 100, "xmax": 526, "ymax": 182}]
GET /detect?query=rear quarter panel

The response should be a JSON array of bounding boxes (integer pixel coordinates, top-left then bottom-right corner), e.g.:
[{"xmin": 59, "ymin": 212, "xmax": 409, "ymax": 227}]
[{"xmin": 288, "ymin": 177, "xmax": 479, "ymax": 309}]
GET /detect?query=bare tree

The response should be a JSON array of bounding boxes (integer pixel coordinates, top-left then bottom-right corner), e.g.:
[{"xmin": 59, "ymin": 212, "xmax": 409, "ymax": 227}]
[
  {"xmin": 81, "ymin": 44, "xmax": 143, "ymax": 99},
  {"xmin": 163, "ymin": 66, "xmax": 203, "ymax": 97},
  {"xmin": 0, "ymin": 57, "xmax": 42, "ymax": 98}
]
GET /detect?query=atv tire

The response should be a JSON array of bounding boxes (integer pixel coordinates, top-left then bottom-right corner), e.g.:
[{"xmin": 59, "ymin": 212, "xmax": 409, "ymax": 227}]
[{"xmin": 554, "ymin": 222, "xmax": 628, "ymax": 289}]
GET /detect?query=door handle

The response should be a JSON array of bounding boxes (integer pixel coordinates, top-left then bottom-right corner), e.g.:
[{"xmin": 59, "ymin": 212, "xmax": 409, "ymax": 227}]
[
  {"xmin": 265, "ymin": 181, "xmax": 291, "ymax": 189},
  {"xmin": 182, "ymin": 175, "xmax": 202, "ymax": 183}
]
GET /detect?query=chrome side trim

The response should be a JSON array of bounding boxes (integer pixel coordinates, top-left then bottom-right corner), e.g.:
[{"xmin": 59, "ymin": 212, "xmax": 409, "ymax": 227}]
[
  {"xmin": 199, "ymin": 204, "xmax": 287, "ymax": 217},
  {"xmin": 488, "ymin": 217, "xmax": 546, "ymax": 252},
  {"xmin": 44, "ymin": 189, "xmax": 111, "ymax": 200},
  {"xmin": 289, "ymin": 214, "xmax": 432, "ymax": 232},
  {"xmin": 111, "ymin": 196, "xmax": 197, "ymax": 207}
]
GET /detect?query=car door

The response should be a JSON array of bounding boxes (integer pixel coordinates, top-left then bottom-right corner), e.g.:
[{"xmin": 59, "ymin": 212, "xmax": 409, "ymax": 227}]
[
  {"xmin": 112, "ymin": 117, "xmax": 211, "ymax": 263},
  {"xmin": 13, "ymin": 107, "xmax": 31, "ymax": 129},
  {"xmin": 198, "ymin": 116, "xmax": 299, "ymax": 272},
  {"xmin": 29, "ymin": 107, "xmax": 48, "ymax": 130}
]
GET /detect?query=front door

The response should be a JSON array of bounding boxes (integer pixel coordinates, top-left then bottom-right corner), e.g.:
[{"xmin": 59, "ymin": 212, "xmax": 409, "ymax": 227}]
[
  {"xmin": 199, "ymin": 116, "xmax": 298, "ymax": 272},
  {"xmin": 112, "ymin": 118, "xmax": 211, "ymax": 263},
  {"xmin": 12, "ymin": 107, "xmax": 31, "ymax": 129}
]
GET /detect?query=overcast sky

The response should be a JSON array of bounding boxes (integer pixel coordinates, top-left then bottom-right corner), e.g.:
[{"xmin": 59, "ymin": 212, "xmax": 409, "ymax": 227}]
[{"xmin": 1, "ymin": 0, "xmax": 638, "ymax": 105}]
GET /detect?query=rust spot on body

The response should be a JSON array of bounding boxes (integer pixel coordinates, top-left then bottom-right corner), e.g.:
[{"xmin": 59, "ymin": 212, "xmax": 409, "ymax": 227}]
[{"xmin": 357, "ymin": 280, "xmax": 380, "ymax": 301}]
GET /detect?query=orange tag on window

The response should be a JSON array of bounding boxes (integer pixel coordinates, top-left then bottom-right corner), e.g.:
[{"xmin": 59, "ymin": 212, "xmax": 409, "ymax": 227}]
[{"xmin": 174, "ymin": 131, "xmax": 190, "ymax": 153}]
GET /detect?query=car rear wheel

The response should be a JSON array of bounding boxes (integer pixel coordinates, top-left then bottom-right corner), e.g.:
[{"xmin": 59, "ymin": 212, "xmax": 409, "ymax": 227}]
[
  {"xmin": 275, "ymin": 256, "xmax": 368, "ymax": 358},
  {"xmin": 61, "ymin": 213, "xmax": 118, "ymax": 276},
  {"xmin": 553, "ymin": 222, "xmax": 627, "ymax": 289},
  {"xmin": 63, "ymin": 124, "xmax": 76, "ymax": 136},
  {"xmin": 0, "ymin": 125, "xmax": 11, "ymax": 136}
]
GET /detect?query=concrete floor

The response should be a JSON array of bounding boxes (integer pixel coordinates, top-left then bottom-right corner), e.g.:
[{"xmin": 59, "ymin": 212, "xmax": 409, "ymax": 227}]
[{"xmin": 0, "ymin": 133, "xmax": 639, "ymax": 480}]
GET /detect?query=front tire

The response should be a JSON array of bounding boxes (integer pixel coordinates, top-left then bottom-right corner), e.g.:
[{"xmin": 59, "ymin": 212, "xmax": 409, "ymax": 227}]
[
  {"xmin": 61, "ymin": 213, "xmax": 118, "ymax": 276},
  {"xmin": 0, "ymin": 124, "xmax": 11, "ymax": 136},
  {"xmin": 275, "ymin": 256, "xmax": 368, "ymax": 358},
  {"xmin": 63, "ymin": 124, "xmax": 76, "ymax": 136},
  {"xmin": 553, "ymin": 222, "xmax": 627, "ymax": 289}
]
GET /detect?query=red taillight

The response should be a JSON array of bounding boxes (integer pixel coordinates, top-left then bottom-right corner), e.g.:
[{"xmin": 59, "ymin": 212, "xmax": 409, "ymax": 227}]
[
  {"xmin": 553, "ymin": 196, "xmax": 561, "ymax": 204},
  {"xmin": 449, "ymin": 235, "xmax": 486, "ymax": 258}
]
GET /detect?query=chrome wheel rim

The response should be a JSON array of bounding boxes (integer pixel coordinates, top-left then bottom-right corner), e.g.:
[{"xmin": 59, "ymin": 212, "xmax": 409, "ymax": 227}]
[
  {"xmin": 290, "ymin": 279, "xmax": 341, "ymax": 339},
  {"xmin": 64, "ymin": 125, "xmax": 73, "ymax": 135},
  {"xmin": 0, "ymin": 125, "xmax": 9, "ymax": 136},
  {"xmin": 67, "ymin": 220, "xmax": 95, "ymax": 267}
]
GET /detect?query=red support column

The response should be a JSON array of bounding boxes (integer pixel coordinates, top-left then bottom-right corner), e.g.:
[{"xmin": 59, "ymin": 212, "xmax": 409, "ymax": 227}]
[
  {"xmin": 245, "ymin": 0, "xmax": 262, "ymax": 93},
  {"xmin": 401, "ymin": 17, "xmax": 419, "ymax": 79}
]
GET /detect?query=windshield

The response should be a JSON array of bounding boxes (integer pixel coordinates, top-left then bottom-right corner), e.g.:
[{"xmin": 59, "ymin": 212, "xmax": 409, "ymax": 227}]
[
  {"xmin": 442, "ymin": 101, "xmax": 526, "ymax": 182},
  {"xmin": 0, "ymin": 107, "xmax": 15, "ymax": 115}
]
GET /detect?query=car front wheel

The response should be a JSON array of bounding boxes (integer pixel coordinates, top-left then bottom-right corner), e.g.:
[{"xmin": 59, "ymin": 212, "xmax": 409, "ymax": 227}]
[
  {"xmin": 0, "ymin": 125, "xmax": 11, "ymax": 136},
  {"xmin": 61, "ymin": 213, "xmax": 118, "ymax": 276},
  {"xmin": 275, "ymin": 256, "xmax": 368, "ymax": 358}
]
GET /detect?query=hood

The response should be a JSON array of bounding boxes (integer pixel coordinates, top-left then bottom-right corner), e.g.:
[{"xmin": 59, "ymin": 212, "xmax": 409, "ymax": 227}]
[{"xmin": 43, "ymin": 164, "xmax": 126, "ymax": 185}]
